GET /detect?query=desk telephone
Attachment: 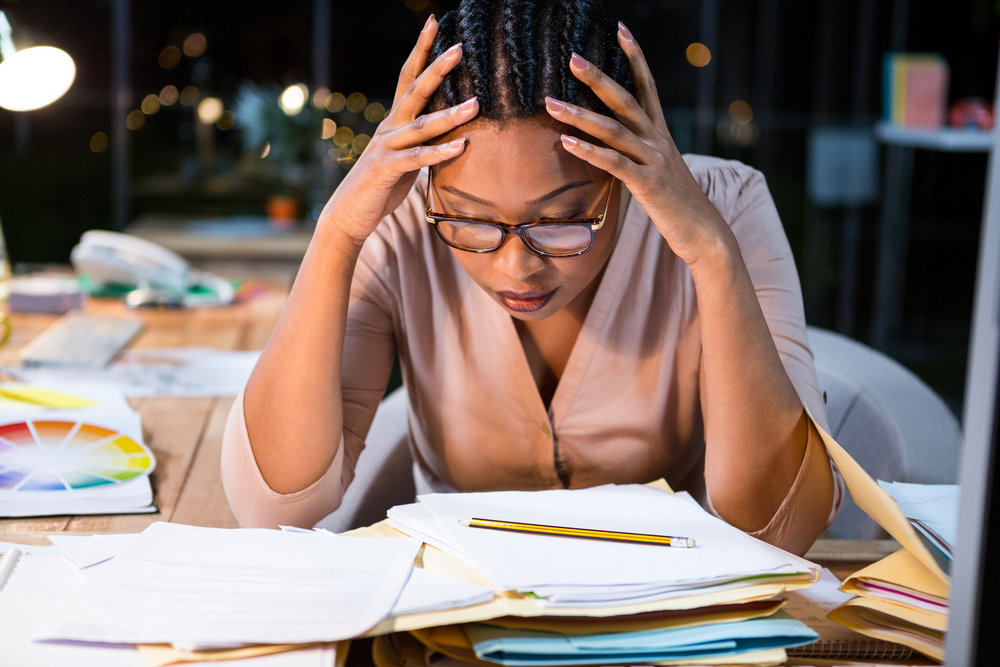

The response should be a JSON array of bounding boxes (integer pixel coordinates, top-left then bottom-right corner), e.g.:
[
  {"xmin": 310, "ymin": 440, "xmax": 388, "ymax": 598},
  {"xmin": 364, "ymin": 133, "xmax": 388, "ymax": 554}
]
[{"xmin": 71, "ymin": 231, "xmax": 234, "ymax": 307}]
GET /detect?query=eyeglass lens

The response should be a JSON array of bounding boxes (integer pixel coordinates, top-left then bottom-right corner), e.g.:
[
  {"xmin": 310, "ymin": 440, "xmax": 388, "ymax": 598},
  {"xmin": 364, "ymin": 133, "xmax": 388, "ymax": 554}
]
[{"xmin": 435, "ymin": 220, "xmax": 592, "ymax": 256}]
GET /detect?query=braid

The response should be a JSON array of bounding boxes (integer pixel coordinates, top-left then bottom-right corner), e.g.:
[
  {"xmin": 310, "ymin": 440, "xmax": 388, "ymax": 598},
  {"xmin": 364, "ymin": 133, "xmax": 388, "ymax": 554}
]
[
  {"xmin": 502, "ymin": 0, "xmax": 536, "ymax": 112},
  {"xmin": 423, "ymin": 0, "xmax": 633, "ymax": 123},
  {"xmin": 428, "ymin": 12, "xmax": 461, "ymax": 106},
  {"xmin": 456, "ymin": 1, "xmax": 498, "ymax": 114}
]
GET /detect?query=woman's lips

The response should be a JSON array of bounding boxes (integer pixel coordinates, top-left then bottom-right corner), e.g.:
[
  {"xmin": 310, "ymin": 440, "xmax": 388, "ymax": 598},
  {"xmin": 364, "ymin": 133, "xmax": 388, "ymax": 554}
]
[{"xmin": 494, "ymin": 288, "xmax": 556, "ymax": 312}]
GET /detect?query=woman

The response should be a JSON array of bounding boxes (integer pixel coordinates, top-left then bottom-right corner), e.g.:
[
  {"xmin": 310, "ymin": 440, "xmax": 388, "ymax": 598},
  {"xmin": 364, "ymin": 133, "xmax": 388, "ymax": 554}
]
[{"xmin": 222, "ymin": 0, "xmax": 842, "ymax": 556}]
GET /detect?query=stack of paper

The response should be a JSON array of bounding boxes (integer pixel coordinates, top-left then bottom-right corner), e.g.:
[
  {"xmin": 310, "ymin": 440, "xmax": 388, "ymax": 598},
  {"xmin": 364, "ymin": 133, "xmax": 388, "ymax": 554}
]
[
  {"xmin": 0, "ymin": 382, "xmax": 156, "ymax": 517},
  {"xmin": 34, "ymin": 522, "xmax": 421, "ymax": 646},
  {"xmin": 383, "ymin": 483, "xmax": 822, "ymax": 665},
  {"xmin": 461, "ymin": 613, "xmax": 817, "ymax": 666},
  {"xmin": 0, "ymin": 538, "xmax": 349, "ymax": 667},
  {"xmin": 830, "ymin": 548, "xmax": 948, "ymax": 661},
  {"xmin": 392, "ymin": 485, "xmax": 820, "ymax": 608},
  {"xmin": 811, "ymin": 415, "xmax": 955, "ymax": 662}
]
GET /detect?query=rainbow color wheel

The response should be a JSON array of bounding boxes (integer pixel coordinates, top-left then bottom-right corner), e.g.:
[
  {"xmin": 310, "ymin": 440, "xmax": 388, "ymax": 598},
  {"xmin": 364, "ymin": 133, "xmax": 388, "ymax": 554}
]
[{"xmin": 0, "ymin": 420, "xmax": 155, "ymax": 491}]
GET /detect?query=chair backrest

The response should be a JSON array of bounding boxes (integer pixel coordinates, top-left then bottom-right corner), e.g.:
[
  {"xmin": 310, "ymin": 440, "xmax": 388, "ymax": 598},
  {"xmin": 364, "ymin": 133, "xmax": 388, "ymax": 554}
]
[{"xmin": 808, "ymin": 327, "xmax": 963, "ymax": 538}]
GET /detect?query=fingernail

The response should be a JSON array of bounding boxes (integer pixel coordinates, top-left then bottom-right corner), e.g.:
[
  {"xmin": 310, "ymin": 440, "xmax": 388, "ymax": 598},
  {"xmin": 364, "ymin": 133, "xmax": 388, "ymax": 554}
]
[
  {"xmin": 570, "ymin": 53, "xmax": 590, "ymax": 70},
  {"xmin": 460, "ymin": 97, "xmax": 477, "ymax": 111},
  {"xmin": 446, "ymin": 42, "xmax": 463, "ymax": 56},
  {"xmin": 422, "ymin": 14, "xmax": 435, "ymax": 32},
  {"xmin": 618, "ymin": 21, "xmax": 633, "ymax": 41},
  {"xmin": 448, "ymin": 138, "xmax": 465, "ymax": 150},
  {"xmin": 560, "ymin": 135, "xmax": 579, "ymax": 148},
  {"xmin": 545, "ymin": 97, "xmax": 567, "ymax": 112}
]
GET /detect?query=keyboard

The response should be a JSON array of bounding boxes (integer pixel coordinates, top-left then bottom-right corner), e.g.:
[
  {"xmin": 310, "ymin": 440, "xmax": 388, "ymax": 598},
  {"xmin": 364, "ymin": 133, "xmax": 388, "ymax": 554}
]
[{"xmin": 19, "ymin": 312, "xmax": 144, "ymax": 367}]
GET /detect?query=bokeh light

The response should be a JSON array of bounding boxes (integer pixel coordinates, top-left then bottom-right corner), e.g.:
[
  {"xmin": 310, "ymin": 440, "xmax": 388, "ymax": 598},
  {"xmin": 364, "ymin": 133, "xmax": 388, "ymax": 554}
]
[
  {"xmin": 126, "ymin": 110, "xmax": 145, "ymax": 130},
  {"xmin": 685, "ymin": 43, "xmax": 711, "ymax": 67},
  {"xmin": 179, "ymin": 85, "xmax": 199, "ymax": 106},
  {"xmin": 332, "ymin": 126, "xmax": 354, "ymax": 147},
  {"xmin": 159, "ymin": 85, "xmax": 179, "ymax": 105},
  {"xmin": 325, "ymin": 92, "xmax": 346, "ymax": 113},
  {"xmin": 322, "ymin": 118, "xmax": 337, "ymax": 139},
  {"xmin": 364, "ymin": 102, "xmax": 386, "ymax": 123},
  {"xmin": 183, "ymin": 33, "xmax": 207, "ymax": 57},
  {"xmin": 141, "ymin": 94, "xmax": 161, "ymax": 115},
  {"xmin": 158, "ymin": 45, "xmax": 181, "ymax": 70},
  {"xmin": 197, "ymin": 97, "xmax": 224, "ymax": 124},
  {"xmin": 352, "ymin": 133, "xmax": 371, "ymax": 153},
  {"xmin": 279, "ymin": 83, "xmax": 308, "ymax": 116},
  {"xmin": 728, "ymin": 100, "xmax": 753, "ymax": 125},
  {"xmin": 89, "ymin": 132, "xmax": 109, "ymax": 153},
  {"xmin": 346, "ymin": 92, "xmax": 367, "ymax": 113},
  {"xmin": 312, "ymin": 87, "xmax": 330, "ymax": 109},
  {"xmin": 216, "ymin": 110, "xmax": 235, "ymax": 130}
]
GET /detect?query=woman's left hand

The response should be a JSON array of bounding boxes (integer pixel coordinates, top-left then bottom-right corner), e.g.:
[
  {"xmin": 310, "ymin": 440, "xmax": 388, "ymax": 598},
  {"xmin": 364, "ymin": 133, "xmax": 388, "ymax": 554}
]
[{"xmin": 545, "ymin": 23, "xmax": 732, "ymax": 269}]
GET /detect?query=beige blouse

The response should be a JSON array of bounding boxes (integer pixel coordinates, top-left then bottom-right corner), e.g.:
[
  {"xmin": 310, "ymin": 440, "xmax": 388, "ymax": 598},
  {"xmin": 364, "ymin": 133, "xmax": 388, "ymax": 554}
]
[{"xmin": 222, "ymin": 155, "xmax": 844, "ymax": 554}]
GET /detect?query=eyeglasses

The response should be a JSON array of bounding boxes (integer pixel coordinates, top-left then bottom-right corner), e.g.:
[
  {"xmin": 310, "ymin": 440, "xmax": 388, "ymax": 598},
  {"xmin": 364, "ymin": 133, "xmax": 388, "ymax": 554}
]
[{"xmin": 424, "ymin": 171, "xmax": 615, "ymax": 258}]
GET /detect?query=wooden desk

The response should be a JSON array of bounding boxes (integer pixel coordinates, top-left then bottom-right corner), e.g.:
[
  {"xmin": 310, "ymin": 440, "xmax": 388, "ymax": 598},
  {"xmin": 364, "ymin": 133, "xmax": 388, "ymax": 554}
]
[{"xmin": 0, "ymin": 275, "xmax": 290, "ymax": 538}]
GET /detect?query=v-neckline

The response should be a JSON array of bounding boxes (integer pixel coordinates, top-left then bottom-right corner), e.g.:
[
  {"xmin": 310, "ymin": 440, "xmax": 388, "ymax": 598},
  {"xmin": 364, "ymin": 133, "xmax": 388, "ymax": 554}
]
[{"xmin": 481, "ymin": 194, "xmax": 642, "ymax": 426}]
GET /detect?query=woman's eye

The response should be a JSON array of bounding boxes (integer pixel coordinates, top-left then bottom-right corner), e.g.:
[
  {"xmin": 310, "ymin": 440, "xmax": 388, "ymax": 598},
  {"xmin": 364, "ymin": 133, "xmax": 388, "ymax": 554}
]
[{"xmin": 539, "ymin": 212, "xmax": 583, "ymax": 221}]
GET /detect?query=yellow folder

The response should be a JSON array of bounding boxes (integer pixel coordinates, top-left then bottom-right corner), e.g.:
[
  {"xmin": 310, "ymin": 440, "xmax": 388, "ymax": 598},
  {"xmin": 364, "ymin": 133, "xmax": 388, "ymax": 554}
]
[
  {"xmin": 840, "ymin": 548, "xmax": 949, "ymax": 605},
  {"xmin": 808, "ymin": 409, "xmax": 948, "ymax": 587},
  {"xmin": 827, "ymin": 597, "xmax": 944, "ymax": 662}
]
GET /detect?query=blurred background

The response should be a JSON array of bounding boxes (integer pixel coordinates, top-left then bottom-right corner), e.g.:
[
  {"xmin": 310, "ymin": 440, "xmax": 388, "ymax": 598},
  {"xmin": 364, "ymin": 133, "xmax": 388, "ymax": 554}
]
[{"xmin": 0, "ymin": 0, "xmax": 996, "ymax": 416}]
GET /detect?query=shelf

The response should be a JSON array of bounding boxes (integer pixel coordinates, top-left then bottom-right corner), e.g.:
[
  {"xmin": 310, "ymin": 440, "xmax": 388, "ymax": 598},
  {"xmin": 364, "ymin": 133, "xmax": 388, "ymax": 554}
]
[{"xmin": 875, "ymin": 121, "xmax": 996, "ymax": 152}]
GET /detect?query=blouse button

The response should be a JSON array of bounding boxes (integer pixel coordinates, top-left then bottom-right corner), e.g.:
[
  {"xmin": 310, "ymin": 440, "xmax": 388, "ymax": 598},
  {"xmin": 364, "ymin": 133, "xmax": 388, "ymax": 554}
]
[{"xmin": 541, "ymin": 424, "xmax": 551, "ymax": 438}]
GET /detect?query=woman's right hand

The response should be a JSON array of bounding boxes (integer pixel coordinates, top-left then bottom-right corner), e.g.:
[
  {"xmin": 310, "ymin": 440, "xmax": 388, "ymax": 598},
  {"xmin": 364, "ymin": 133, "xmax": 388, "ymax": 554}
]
[{"xmin": 320, "ymin": 15, "xmax": 479, "ymax": 248}]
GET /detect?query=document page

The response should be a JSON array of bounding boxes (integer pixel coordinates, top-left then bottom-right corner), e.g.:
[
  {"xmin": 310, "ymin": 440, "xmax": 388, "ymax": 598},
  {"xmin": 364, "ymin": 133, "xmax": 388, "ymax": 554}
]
[
  {"xmin": 418, "ymin": 485, "xmax": 803, "ymax": 596},
  {"xmin": 35, "ymin": 522, "xmax": 421, "ymax": 645}
]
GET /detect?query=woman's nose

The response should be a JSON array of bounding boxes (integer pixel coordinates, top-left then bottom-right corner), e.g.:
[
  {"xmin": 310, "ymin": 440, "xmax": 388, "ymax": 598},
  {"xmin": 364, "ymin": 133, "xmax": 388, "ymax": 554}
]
[{"xmin": 493, "ymin": 234, "xmax": 546, "ymax": 282}]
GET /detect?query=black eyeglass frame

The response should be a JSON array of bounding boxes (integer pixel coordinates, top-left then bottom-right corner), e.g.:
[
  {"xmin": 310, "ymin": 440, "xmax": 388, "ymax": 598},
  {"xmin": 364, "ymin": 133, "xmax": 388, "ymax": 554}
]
[{"xmin": 424, "ymin": 171, "xmax": 616, "ymax": 258}]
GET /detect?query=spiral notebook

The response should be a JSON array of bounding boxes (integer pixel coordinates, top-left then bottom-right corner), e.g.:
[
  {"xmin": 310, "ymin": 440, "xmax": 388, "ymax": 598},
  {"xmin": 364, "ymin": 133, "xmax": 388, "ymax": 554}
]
[{"xmin": 785, "ymin": 568, "xmax": 914, "ymax": 660}]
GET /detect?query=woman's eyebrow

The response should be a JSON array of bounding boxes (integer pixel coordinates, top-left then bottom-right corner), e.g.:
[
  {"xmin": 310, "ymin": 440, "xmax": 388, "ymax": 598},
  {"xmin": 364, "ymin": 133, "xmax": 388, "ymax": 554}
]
[{"xmin": 440, "ymin": 180, "xmax": 594, "ymax": 208}]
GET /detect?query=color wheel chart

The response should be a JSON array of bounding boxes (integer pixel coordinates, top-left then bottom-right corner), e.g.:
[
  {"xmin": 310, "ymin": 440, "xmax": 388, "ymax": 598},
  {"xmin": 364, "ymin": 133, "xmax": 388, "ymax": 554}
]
[{"xmin": 0, "ymin": 420, "xmax": 155, "ymax": 491}]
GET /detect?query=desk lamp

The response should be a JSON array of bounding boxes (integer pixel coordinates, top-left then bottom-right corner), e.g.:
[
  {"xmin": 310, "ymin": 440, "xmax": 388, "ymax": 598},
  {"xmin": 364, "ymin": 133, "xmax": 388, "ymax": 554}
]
[{"xmin": 0, "ymin": 11, "xmax": 75, "ymax": 112}]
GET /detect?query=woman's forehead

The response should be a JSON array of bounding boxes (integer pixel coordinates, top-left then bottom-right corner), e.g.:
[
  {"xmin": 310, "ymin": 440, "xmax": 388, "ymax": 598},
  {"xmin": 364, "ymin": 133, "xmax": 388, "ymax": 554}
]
[{"xmin": 434, "ymin": 118, "xmax": 605, "ymax": 201}]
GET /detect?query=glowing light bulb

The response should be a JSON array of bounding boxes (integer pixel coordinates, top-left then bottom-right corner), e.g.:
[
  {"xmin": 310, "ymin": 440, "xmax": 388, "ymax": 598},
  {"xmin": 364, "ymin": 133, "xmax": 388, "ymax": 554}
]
[
  {"xmin": 279, "ymin": 84, "xmax": 308, "ymax": 116},
  {"xmin": 0, "ymin": 46, "xmax": 76, "ymax": 111}
]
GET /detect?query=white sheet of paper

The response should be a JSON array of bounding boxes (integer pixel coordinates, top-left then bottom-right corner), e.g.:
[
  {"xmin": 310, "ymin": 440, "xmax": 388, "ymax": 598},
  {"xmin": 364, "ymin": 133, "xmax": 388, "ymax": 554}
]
[
  {"xmin": 50, "ymin": 534, "xmax": 138, "ymax": 569},
  {"xmin": 390, "ymin": 566, "xmax": 494, "ymax": 617},
  {"xmin": 417, "ymin": 485, "xmax": 807, "ymax": 600},
  {"xmin": 8, "ymin": 347, "xmax": 260, "ymax": 398},
  {"xmin": 879, "ymin": 481, "xmax": 959, "ymax": 551},
  {"xmin": 0, "ymin": 553, "xmax": 145, "ymax": 667},
  {"xmin": 35, "ymin": 522, "xmax": 421, "ymax": 645}
]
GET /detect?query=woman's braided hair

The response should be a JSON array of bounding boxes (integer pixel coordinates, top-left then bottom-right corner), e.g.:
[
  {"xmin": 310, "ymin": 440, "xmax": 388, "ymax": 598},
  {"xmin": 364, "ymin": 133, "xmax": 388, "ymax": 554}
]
[{"xmin": 424, "ymin": 0, "xmax": 632, "ymax": 122}]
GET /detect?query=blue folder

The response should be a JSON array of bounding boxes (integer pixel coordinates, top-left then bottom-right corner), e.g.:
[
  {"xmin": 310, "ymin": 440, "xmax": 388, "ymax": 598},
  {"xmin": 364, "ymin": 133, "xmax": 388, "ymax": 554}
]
[{"xmin": 464, "ymin": 613, "xmax": 819, "ymax": 666}]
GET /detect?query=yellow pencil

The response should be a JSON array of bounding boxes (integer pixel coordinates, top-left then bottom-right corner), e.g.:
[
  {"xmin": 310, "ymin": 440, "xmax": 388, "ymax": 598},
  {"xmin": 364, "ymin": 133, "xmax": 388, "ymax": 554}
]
[{"xmin": 460, "ymin": 518, "xmax": 695, "ymax": 548}]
